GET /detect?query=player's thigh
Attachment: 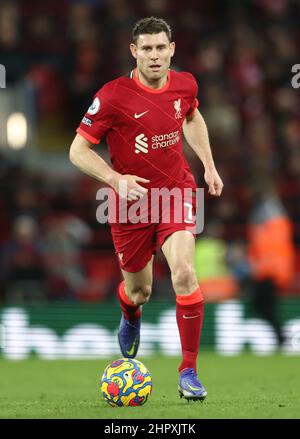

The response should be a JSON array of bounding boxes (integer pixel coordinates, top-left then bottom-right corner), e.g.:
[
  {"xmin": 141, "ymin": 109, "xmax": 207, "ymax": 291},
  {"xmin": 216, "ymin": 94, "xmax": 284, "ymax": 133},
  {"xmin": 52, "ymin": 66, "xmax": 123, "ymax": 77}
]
[
  {"xmin": 121, "ymin": 255, "xmax": 154, "ymax": 298},
  {"xmin": 161, "ymin": 230, "xmax": 196, "ymax": 268},
  {"xmin": 161, "ymin": 230, "xmax": 198, "ymax": 293}
]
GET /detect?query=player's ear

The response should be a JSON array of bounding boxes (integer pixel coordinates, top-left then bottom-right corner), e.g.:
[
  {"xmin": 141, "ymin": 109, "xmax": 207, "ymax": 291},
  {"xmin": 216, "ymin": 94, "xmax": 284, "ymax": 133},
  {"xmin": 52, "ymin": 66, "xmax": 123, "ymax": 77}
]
[
  {"xmin": 130, "ymin": 43, "xmax": 137, "ymax": 59},
  {"xmin": 170, "ymin": 41, "xmax": 175, "ymax": 58}
]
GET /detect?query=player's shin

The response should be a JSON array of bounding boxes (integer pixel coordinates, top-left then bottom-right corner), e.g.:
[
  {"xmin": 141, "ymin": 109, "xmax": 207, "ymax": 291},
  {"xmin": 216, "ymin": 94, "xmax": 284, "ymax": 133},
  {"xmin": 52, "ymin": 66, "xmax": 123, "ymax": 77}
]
[{"xmin": 117, "ymin": 280, "xmax": 141, "ymax": 322}]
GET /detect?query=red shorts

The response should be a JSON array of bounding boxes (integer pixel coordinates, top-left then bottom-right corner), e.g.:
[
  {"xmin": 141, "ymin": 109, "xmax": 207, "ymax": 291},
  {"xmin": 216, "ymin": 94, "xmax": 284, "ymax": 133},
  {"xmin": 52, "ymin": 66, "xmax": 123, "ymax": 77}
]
[{"xmin": 110, "ymin": 192, "xmax": 197, "ymax": 272}]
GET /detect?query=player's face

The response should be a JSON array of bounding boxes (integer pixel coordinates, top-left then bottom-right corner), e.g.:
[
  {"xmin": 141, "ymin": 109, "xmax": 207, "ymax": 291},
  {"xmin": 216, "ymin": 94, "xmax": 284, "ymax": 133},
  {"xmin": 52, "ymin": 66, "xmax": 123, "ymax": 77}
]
[{"xmin": 130, "ymin": 32, "xmax": 175, "ymax": 84}]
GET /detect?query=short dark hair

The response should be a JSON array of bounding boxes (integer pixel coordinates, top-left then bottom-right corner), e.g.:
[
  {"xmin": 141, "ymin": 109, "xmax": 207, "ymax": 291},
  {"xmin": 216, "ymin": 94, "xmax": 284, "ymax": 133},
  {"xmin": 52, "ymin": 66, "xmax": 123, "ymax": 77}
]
[{"xmin": 132, "ymin": 17, "xmax": 172, "ymax": 44}]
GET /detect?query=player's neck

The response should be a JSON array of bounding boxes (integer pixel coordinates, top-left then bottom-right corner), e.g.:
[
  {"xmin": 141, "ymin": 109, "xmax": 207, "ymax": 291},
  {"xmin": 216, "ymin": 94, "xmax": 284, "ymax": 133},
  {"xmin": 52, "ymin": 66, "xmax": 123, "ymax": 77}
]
[{"xmin": 136, "ymin": 68, "xmax": 168, "ymax": 90}]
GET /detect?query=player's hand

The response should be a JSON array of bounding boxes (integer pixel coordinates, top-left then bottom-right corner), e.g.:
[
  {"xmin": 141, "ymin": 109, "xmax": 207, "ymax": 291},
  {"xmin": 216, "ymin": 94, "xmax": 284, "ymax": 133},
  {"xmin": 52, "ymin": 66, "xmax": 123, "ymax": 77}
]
[
  {"xmin": 204, "ymin": 168, "xmax": 223, "ymax": 196},
  {"xmin": 114, "ymin": 174, "xmax": 150, "ymax": 201}
]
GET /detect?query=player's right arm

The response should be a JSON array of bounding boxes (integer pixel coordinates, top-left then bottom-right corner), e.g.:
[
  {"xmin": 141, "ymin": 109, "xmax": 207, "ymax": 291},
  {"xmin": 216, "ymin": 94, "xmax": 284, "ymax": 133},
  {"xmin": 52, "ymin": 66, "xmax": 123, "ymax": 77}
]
[
  {"xmin": 69, "ymin": 133, "xmax": 119, "ymax": 187},
  {"xmin": 69, "ymin": 133, "xmax": 149, "ymax": 201}
]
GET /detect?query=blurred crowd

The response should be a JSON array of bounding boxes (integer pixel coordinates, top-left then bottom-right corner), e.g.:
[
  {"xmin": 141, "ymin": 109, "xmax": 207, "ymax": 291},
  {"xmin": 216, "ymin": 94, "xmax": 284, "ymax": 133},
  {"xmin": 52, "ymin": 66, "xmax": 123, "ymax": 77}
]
[{"xmin": 0, "ymin": 0, "xmax": 300, "ymax": 306}]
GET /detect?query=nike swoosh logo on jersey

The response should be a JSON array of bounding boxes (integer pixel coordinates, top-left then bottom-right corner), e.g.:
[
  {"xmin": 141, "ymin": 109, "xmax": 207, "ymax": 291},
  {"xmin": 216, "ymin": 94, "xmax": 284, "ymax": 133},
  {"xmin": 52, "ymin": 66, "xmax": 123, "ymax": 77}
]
[
  {"xmin": 134, "ymin": 110, "xmax": 149, "ymax": 119},
  {"xmin": 182, "ymin": 314, "xmax": 200, "ymax": 319},
  {"xmin": 126, "ymin": 337, "xmax": 138, "ymax": 356}
]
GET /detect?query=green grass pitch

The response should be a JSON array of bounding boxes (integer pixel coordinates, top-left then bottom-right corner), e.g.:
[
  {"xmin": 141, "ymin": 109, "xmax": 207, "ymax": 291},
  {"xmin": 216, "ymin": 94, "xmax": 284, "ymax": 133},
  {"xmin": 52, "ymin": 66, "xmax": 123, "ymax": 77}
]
[{"xmin": 0, "ymin": 353, "xmax": 299, "ymax": 419}]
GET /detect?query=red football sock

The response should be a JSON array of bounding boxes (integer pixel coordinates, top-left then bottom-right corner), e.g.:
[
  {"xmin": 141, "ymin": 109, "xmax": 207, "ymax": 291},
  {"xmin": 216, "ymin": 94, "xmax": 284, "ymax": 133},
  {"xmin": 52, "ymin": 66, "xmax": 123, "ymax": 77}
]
[
  {"xmin": 176, "ymin": 286, "xmax": 204, "ymax": 373},
  {"xmin": 117, "ymin": 280, "xmax": 141, "ymax": 322}
]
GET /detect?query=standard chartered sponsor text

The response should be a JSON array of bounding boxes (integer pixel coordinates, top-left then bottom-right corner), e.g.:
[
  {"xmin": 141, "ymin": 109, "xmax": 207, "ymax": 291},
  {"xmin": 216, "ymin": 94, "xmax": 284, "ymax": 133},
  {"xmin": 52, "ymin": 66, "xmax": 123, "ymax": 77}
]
[{"xmin": 151, "ymin": 131, "xmax": 179, "ymax": 149}]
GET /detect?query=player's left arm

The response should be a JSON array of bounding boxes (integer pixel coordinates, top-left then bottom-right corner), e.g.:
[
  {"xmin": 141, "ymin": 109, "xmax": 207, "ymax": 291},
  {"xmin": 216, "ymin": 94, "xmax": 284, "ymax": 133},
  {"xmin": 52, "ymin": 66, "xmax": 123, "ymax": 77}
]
[{"xmin": 183, "ymin": 108, "xmax": 223, "ymax": 196}]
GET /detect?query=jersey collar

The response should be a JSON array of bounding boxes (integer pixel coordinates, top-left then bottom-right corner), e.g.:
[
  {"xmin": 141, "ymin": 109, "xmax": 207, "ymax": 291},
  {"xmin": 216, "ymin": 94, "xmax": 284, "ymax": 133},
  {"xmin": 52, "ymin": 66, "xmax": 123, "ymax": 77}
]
[{"xmin": 130, "ymin": 68, "xmax": 170, "ymax": 93}]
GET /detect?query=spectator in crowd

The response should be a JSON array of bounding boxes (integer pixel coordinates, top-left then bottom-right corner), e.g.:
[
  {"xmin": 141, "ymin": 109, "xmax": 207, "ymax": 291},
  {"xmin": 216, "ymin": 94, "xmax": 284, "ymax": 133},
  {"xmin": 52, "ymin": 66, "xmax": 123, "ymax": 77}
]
[
  {"xmin": 195, "ymin": 220, "xmax": 239, "ymax": 302},
  {"xmin": 42, "ymin": 215, "xmax": 92, "ymax": 300},
  {"xmin": 247, "ymin": 181, "xmax": 295, "ymax": 345},
  {"xmin": 0, "ymin": 216, "xmax": 48, "ymax": 303}
]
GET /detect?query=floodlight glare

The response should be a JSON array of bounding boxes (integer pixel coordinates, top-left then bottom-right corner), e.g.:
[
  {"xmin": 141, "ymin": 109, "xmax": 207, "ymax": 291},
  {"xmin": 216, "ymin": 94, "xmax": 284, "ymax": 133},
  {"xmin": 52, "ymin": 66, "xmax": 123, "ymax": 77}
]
[{"xmin": 7, "ymin": 112, "xmax": 27, "ymax": 150}]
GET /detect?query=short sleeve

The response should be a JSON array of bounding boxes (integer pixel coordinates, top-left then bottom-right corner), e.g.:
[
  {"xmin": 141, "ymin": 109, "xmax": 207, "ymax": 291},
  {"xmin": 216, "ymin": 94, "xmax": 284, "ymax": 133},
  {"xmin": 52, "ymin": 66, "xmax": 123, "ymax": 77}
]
[
  {"xmin": 187, "ymin": 97, "xmax": 199, "ymax": 116},
  {"xmin": 185, "ymin": 73, "xmax": 199, "ymax": 116},
  {"xmin": 76, "ymin": 83, "xmax": 116, "ymax": 144}
]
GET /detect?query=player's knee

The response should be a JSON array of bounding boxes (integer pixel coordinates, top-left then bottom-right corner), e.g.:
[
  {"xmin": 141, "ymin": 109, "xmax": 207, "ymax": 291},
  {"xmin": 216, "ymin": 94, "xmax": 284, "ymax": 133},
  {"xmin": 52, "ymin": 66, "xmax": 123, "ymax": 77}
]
[
  {"xmin": 171, "ymin": 264, "xmax": 197, "ymax": 293},
  {"xmin": 130, "ymin": 284, "xmax": 152, "ymax": 305}
]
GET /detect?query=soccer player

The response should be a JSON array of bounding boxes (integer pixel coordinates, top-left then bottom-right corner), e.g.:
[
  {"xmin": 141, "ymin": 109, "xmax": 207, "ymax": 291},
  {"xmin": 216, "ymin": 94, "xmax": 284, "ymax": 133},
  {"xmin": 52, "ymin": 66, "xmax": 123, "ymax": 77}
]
[{"xmin": 69, "ymin": 17, "xmax": 223, "ymax": 401}]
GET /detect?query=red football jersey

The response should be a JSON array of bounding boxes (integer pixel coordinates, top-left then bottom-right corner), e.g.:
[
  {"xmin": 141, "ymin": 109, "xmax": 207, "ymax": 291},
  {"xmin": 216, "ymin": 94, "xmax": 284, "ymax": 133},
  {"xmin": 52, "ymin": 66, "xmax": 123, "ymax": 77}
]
[{"xmin": 77, "ymin": 69, "xmax": 198, "ymax": 192}]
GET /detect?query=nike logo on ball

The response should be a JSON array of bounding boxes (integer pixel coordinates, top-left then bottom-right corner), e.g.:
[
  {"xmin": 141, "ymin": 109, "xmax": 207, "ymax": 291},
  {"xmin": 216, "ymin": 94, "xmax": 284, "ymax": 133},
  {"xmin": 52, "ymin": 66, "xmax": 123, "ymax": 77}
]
[{"xmin": 134, "ymin": 110, "xmax": 149, "ymax": 119}]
